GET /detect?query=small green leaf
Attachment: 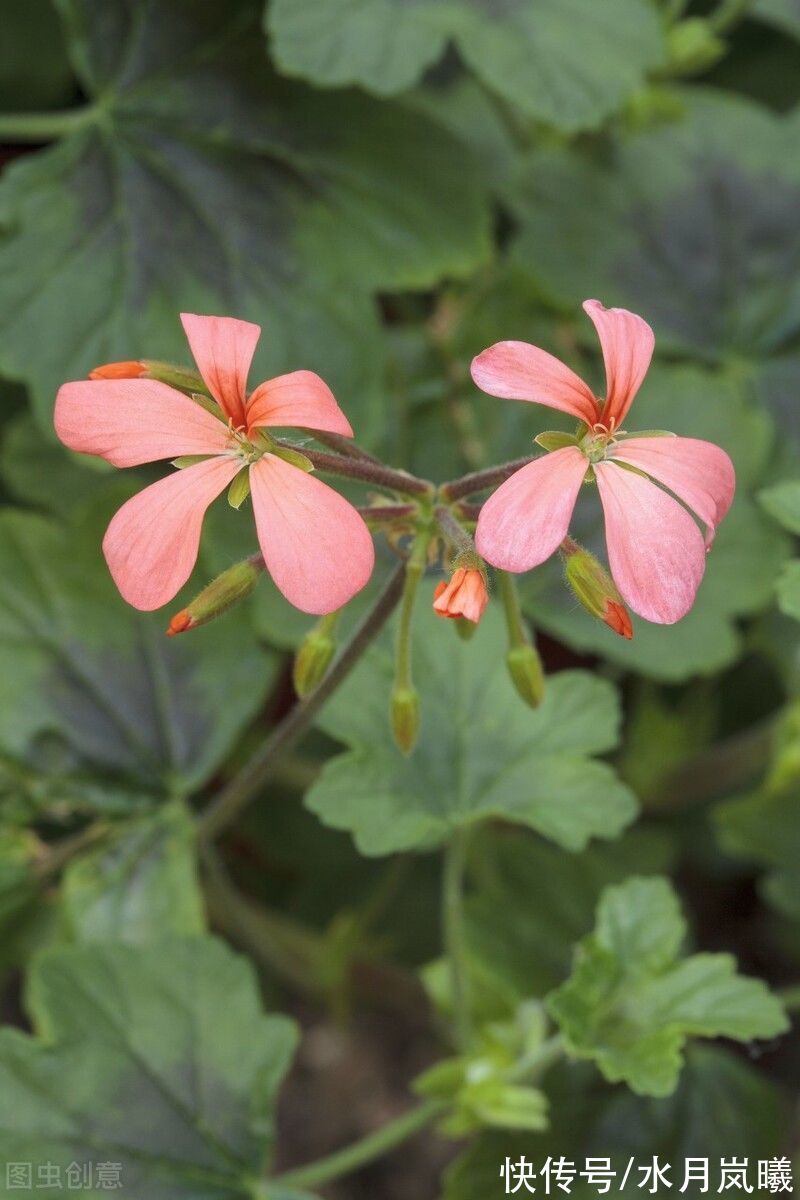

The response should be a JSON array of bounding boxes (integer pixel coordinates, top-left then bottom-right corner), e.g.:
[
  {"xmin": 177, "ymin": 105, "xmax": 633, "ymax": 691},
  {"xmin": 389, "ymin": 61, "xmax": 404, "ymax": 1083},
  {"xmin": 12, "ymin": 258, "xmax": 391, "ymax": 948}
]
[
  {"xmin": 228, "ymin": 469, "xmax": 252, "ymax": 510},
  {"xmin": 716, "ymin": 782, "xmax": 800, "ymax": 920},
  {"xmin": 62, "ymin": 801, "xmax": 205, "ymax": 943},
  {"xmin": 444, "ymin": 1048, "xmax": 793, "ymax": 1200},
  {"xmin": 547, "ymin": 877, "xmax": 789, "ymax": 1097},
  {"xmin": 759, "ymin": 480, "xmax": 800, "ymax": 533},
  {"xmin": 0, "ymin": 937, "xmax": 299, "ymax": 1196},
  {"xmin": 306, "ymin": 607, "xmax": 637, "ymax": 856}
]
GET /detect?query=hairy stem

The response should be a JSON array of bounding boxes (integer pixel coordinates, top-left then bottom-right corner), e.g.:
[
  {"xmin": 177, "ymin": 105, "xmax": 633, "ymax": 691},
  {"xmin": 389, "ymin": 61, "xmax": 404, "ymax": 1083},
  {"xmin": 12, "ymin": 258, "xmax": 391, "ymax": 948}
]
[
  {"xmin": 443, "ymin": 828, "xmax": 472, "ymax": 1050},
  {"xmin": 440, "ymin": 456, "xmax": 534, "ymax": 501},
  {"xmin": 303, "ymin": 429, "xmax": 384, "ymax": 464},
  {"xmin": 274, "ymin": 1099, "xmax": 445, "ymax": 1191},
  {"xmin": 278, "ymin": 441, "xmax": 433, "ymax": 497},
  {"xmin": 197, "ymin": 563, "xmax": 406, "ymax": 842},
  {"xmin": 434, "ymin": 505, "xmax": 476, "ymax": 557},
  {"xmin": 395, "ymin": 530, "xmax": 430, "ymax": 690}
]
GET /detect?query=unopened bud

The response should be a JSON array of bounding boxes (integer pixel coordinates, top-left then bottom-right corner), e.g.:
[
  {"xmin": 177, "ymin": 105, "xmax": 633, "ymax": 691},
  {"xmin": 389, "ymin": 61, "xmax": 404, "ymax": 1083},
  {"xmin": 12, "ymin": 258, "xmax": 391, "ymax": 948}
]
[
  {"xmin": 506, "ymin": 644, "xmax": 545, "ymax": 709},
  {"xmin": 166, "ymin": 558, "xmax": 261, "ymax": 636},
  {"xmin": 390, "ymin": 686, "xmax": 420, "ymax": 755},
  {"xmin": 89, "ymin": 358, "xmax": 207, "ymax": 395},
  {"xmin": 89, "ymin": 360, "xmax": 147, "ymax": 380},
  {"xmin": 666, "ymin": 19, "xmax": 725, "ymax": 76},
  {"xmin": 561, "ymin": 540, "xmax": 633, "ymax": 640},
  {"xmin": 293, "ymin": 625, "xmax": 337, "ymax": 697}
]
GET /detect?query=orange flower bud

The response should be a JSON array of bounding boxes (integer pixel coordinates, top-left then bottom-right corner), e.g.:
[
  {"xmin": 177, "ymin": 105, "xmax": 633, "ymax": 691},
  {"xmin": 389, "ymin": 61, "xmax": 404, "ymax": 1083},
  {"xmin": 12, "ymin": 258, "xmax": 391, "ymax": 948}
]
[
  {"xmin": 166, "ymin": 609, "xmax": 193, "ymax": 637},
  {"xmin": 561, "ymin": 539, "xmax": 633, "ymax": 640},
  {"xmin": 165, "ymin": 558, "xmax": 262, "ymax": 636},
  {"xmin": 89, "ymin": 360, "xmax": 147, "ymax": 380},
  {"xmin": 433, "ymin": 567, "xmax": 488, "ymax": 625}
]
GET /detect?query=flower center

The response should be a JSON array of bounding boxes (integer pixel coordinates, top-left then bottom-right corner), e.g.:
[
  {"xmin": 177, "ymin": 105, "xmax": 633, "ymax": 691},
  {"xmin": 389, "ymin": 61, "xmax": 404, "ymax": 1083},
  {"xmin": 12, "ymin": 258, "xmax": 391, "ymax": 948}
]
[
  {"xmin": 579, "ymin": 418, "xmax": 620, "ymax": 463},
  {"xmin": 226, "ymin": 423, "xmax": 275, "ymax": 464}
]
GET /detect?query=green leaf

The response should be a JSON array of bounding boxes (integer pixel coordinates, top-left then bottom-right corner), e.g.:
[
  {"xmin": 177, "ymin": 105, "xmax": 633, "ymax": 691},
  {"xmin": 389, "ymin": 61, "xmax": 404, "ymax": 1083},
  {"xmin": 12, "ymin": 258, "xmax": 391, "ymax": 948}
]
[
  {"xmin": 0, "ymin": 411, "xmax": 112, "ymax": 514},
  {"xmin": 777, "ymin": 559, "xmax": 800, "ymax": 620},
  {"xmin": 0, "ymin": 936, "xmax": 298, "ymax": 1197},
  {"xmin": 0, "ymin": 0, "xmax": 490, "ymax": 435},
  {"xmin": 0, "ymin": 504, "xmax": 279, "ymax": 797},
  {"xmin": 0, "ymin": 0, "xmax": 75, "ymax": 112},
  {"xmin": 759, "ymin": 479, "xmax": 800, "ymax": 533},
  {"xmin": 433, "ymin": 827, "xmax": 675, "ymax": 1022},
  {"xmin": 0, "ymin": 827, "xmax": 38, "ymax": 926},
  {"xmin": 267, "ymin": 0, "xmax": 665, "ymax": 132},
  {"xmin": 716, "ymin": 783, "xmax": 800, "ymax": 920},
  {"xmin": 510, "ymin": 91, "xmax": 800, "ymax": 371},
  {"xmin": 522, "ymin": 365, "xmax": 789, "ymax": 682},
  {"xmin": 547, "ymin": 877, "xmax": 789, "ymax": 1097},
  {"xmin": 306, "ymin": 606, "xmax": 637, "ymax": 855},
  {"xmin": 62, "ymin": 801, "xmax": 205, "ymax": 943},
  {"xmin": 753, "ymin": 0, "xmax": 800, "ymax": 39},
  {"xmin": 445, "ymin": 1047, "xmax": 793, "ymax": 1199}
]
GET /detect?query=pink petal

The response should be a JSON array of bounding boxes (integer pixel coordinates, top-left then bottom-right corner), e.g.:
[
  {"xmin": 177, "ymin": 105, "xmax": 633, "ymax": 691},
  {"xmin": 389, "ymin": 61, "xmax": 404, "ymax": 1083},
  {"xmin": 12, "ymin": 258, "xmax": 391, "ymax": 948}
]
[
  {"xmin": 583, "ymin": 300, "xmax": 654, "ymax": 428},
  {"xmin": 246, "ymin": 371, "xmax": 353, "ymax": 437},
  {"xmin": 54, "ymin": 379, "xmax": 231, "ymax": 467},
  {"xmin": 471, "ymin": 341, "xmax": 599, "ymax": 425},
  {"xmin": 103, "ymin": 457, "xmax": 240, "ymax": 611},
  {"xmin": 181, "ymin": 313, "xmax": 260, "ymax": 427},
  {"xmin": 249, "ymin": 456, "xmax": 374, "ymax": 614},
  {"xmin": 595, "ymin": 461, "xmax": 706, "ymax": 625},
  {"xmin": 475, "ymin": 446, "xmax": 588, "ymax": 573},
  {"xmin": 610, "ymin": 436, "xmax": 735, "ymax": 545}
]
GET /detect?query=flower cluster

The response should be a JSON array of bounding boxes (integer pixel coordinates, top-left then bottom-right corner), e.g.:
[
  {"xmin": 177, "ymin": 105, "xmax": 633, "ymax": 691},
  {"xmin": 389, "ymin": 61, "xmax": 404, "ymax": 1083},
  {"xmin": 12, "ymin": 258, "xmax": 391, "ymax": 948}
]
[{"xmin": 55, "ymin": 301, "xmax": 735, "ymax": 646}]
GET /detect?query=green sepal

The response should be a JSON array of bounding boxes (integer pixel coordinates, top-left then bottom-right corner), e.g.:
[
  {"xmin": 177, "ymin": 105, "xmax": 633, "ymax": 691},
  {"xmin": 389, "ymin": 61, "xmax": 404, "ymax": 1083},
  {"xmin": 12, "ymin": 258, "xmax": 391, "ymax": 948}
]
[
  {"xmin": 172, "ymin": 454, "xmax": 214, "ymax": 469},
  {"xmin": 273, "ymin": 445, "xmax": 315, "ymax": 472},
  {"xmin": 534, "ymin": 431, "xmax": 579, "ymax": 452},
  {"xmin": 143, "ymin": 361, "xmax": 208, "ymax": 396},
  {"xmin": 191, "ymin": 391, "xmax": 226, "ymax": 419},
  {"xmin": 227, "ymin": 470, "xmax": 251, "ymax": 510},
  {"xmin": 616, "ymin": 429, "xmax": 676, "ymax": 440}
]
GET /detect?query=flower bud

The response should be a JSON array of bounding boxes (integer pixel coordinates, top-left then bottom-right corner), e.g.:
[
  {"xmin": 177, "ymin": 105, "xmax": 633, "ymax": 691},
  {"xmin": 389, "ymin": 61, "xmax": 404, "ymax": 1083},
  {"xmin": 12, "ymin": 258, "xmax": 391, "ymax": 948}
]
[
  {"xmin": 89, "ymin": 360, "xmax": 147, "ymax": 380},
  {"xmin": 433, "ymin": 564, "xmax": 489, "ymax": 625},
  {"xmin": 89, "ymin": 358, "xmax": 207, "ymax": 395},
  {"xmin": 293, "ymin": 625, "xmax": 337, "ymax": 697},
  {"xmin": 561, "ymin": 540, "xmax": 633, "ymax": 640},
  {"xmin": 506, "ymin": 644, "xmax": 545, "ymax": 709},
  {"xmin": 166, "ymin": 558, "xmax": 262, "ymax": 636},
  {"xmin": 390, "ymin": 685, "xmax": 420, "ymax": 755},
  {"xmin": 665, "ymin": 19, "xmax": 725, "ymax": 77}
]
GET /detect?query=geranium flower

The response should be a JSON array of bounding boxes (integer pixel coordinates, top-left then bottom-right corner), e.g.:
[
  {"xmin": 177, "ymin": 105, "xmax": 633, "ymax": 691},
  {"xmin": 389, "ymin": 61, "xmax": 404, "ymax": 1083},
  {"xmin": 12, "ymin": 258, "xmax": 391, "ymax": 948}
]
[
  {"xmin": 433, "ymin": 567, "xmax": 489, "ymax": 624},
  {"xmin": 471, "ymin": 300, "xmax": 735, "ymax": 624},
  {"xmin": 55, "ymin": 314, "xmax": 375, "ymax": 615}
]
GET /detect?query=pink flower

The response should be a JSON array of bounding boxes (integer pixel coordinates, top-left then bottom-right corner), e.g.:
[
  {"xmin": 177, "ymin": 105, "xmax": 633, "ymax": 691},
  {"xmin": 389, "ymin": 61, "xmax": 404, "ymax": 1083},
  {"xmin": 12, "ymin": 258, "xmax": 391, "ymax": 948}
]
[
  {"xmin": 471, "ymin": 300, "xmax": 735, "ymax": 625},
  {"xmin": 55, "ymin": 314, "xmax": 375, "ymax": 615}
]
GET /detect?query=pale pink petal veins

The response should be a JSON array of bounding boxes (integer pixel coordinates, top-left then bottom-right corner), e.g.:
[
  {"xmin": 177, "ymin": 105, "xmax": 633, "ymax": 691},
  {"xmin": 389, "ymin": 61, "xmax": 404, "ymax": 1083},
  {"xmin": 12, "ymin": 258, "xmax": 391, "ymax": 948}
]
[
  {"xmin": 583, "ymin": 300, "xmax": 655, "ymax": 428},
  {"xmin": 54, "ymin": 379, "xmax": 231, "ymax": 467},
  {"xmin": 180, "ymin": 313, "xmax": 260, "ymax": 427},
  {"xmin": 246, "ymin": 371, "xmax": 353, "ymax": 438},
  {"xmin": 471, "ymin": 341, "xmax": 600, "ymax": 425},
  {"xmin": 610, "ymin": 436, "xmax": 735, "ymax": 545},
  {"xmin": 595, "ymin": 462, "xmax": 706, "ymax": 625},
  {"xmin": 475, "ymin": 446, "xmax": 588, "ymax": 573},
  {"xmin": 249, "ymin": 456, "xmax": 374, "ymax": 614},
  {"xmin": 103, "ymin": 457, "xmax": 241, "ymax": 611}
]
